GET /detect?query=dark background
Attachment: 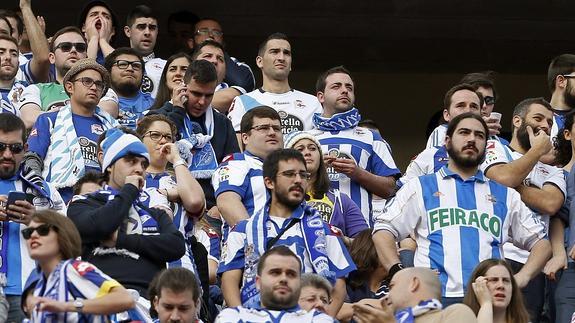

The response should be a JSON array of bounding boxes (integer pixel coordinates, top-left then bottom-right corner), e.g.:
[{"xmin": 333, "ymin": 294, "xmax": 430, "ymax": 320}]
[{"xmin": 8, "ymin": 0, "xmax": 575, "ymax": 168}]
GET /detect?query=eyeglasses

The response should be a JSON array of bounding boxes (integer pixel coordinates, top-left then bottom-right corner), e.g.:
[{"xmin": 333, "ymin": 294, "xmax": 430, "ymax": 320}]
[
  {"xmin": 54, "ymin": 42, "xmax": 87, "ymax": 53},
  {"xmin": 251, "ymin": 124, "xmax": 282, "ymax": 133},
  {"xmin": 113, "ymin": 60, "xmax": 143, "ymax": 71},
  {"xmin": 278, "ymin": 170, "xmax": 311, "ymax": 180},
  {"xmin": 21, "ymin": 224, "xmax": 54, "ymax": 240},
  {"xmin": 484, "ymin": 96, "xmax": 496, "ymax": 106},
  {"xmin": 72, "ymin": 77, "xmax": 106, "ymax": 91},
  {"xmin": 195, "ymin": 28, "xmax": 223, "ymax": 37},
  {"xmin": 144, "ymin": 131, "xmax": 174, "ymax": 142},
  {"xmin": 134, "ymin": 23, "xmax": 158, "ymax": 31},
  {"xmin": 0, "ymin": 142, "xmax": 24, "ymax": 154}
]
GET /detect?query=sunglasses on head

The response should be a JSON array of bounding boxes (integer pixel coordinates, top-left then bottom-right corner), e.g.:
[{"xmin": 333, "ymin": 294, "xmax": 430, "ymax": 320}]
[
  {"xmin": 21, "ymin": 224, "xmax": 54, "ymax": 240},
  {"xmin": 0, "ymin": 142, "xmax": 24, "ymax": 154},
  {"xmin": 54, "ymin": 42, "xmax": 87, "ymax": 53}
]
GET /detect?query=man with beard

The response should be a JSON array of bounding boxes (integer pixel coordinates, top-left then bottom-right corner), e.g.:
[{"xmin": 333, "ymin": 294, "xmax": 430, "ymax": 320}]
[
  {"xmin": 18, "ymin": 27, "xmax": 118, "ymax": 129},
  {"xmin": 548, "ymin": 54, "xmax": 575, "ymax": 142},
  {"xmin": 103, "ymin": 47, "xmax": 154, "ymax": 128},
  {"xmin": 218, "ymin": 149, "xmax": 355, "ymax": 317},
  {"xmin": 480, "ymin": 98, "xmax": 565, "ymax": 321},
  {"xmin": 373, "ymin": 112, "xmax": 551, "ymax": 306},
  {"xmin": 0, "ymin": 113, "xmax": 65, "ymax": 322},
  {"xmin": 0, "ymin": 34, "xmax": 27, "ymax": 115},
  {"xmin": 217, "ymin": 246, "xmax": 337, "ymax": 322}
]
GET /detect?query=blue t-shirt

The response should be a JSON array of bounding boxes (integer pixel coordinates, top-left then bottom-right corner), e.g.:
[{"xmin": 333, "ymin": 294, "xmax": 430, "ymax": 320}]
[{"xmin": 118, "ymin": 91, "xmax": 154, "ymax": 129}]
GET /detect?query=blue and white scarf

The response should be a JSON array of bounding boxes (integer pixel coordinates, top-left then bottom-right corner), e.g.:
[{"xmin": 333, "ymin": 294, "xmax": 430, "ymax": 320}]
[
  {"xmin": 312, "ymin": 107, "xmax": 361, "ymax": 131},
  {"xmin": 43, "ymin": 104, "xmax": 117, "ymax": 189},
  {"xmin": 395, "ymin": 299, "xmax": 443, "ymax": 323},
  {"xmin": 177, "ymin": 107, "xmax": 217, "ymax": 179},
  {"xmin": 241, "ymin": 202, "xmax": 335, "ymax": 307},
  {"xmin": 103, "ymin": 185, "xmax": 159, "ymax": 235}
]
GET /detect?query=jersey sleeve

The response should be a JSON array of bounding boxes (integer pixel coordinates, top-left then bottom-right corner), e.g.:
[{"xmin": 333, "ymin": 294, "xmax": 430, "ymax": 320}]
[
  {"xmin": 27, "ymin": 114, "xmax": 52, "ymax": 159},
  {"xmin": 195, "ymin": 228, "xmax": 221, "ymax": 263},
  {"xmin": 227, "ymin": 95, "xmax": 247, "ymax": 132},
  {"xmin": 399, "ymin": 149, "xmax": 433, "ymax": 187},
  {"xmin": 212, "ymin": 158, "xmax": 250, "ymax": 198},
  {"xmin": 540, "ymin": 166, "xmax": 566, "ymax": 197},
  {"xmin": 100, "ymin": 88, "xmax": 119, "ymax": 104},
  {"xmin": 507, "ymin": 190, "xmax": 547, "ymax": 251},
  {"xmin": 480, "ymin": 139, "xmax": 510, "ymax": 172},
  {"xmin": 68, "ymin": 260, "xmax": 122, "ymax": 298},
  {"xmin": 215, "ymin": 307, "xmax": 241, "ymax": 323},
  {"xmin": 373, "ymin": 179, "xmax": 423, "ymax": 240},
  {"xmin": 217, "ymin": 221, "xmax": 248, "ymax": 274},
  {"xmin": 17, "ymin": 84, "xmax": 41, "ymax": 110},
  {"xmin": 369, "ymin": 133, "xmax": 401, "ymax": 177},
  {"xmin": 325, "ymin": 223, "xmax": 357, "ymax": 278},
  {"xmin": 19, "ymin": 60, "xmax": 38, "ymax": 84},
  {"xmin": 426, "ymin": 125, "xmax": 446, "ymax": 148}
]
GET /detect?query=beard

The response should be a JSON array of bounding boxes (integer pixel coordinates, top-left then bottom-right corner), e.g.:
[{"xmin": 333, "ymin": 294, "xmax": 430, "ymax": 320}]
[
  {"xmin": 259, "ymin": 283, "xmax": 299, "ymax": 310},
  {"xmin": 0, "ymin": 65, "xmax": 18, "ymax": 81},
  {"xmin": 0, "ymin": 158, "xmax": 17, "ymax": 179},
  {"xmin": 446, "ymin": 143, "xmax": 485, "ymax": 169},
  {"xmin": 112, "ymin": 79, "xmax": 140, "ymax": 97},
  {"xmin": 564, "ymin": 81, "xmax": 575, "ymax": 110},
  {"xmin": 274, "ymin": 184, "xmax": 305, "ymax": 209},
  {"xmin": 516, "ymin": 120, "xmax": 533, "ymax": 151}
]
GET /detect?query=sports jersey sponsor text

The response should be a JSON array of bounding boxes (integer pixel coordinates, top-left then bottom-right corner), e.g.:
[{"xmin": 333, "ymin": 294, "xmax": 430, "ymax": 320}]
[{"xmin": 427, "ymin": 207, "xmax": 501, "ymax": 238}]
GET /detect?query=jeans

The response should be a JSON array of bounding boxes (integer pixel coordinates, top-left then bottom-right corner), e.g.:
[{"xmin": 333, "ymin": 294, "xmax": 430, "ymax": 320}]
[
  {"xmin": 508, "ymin": 258, "xmax": 546, "ymax": 323},
  {"xmin": 6, "ymin": 295, "xmax": 22, "ymax": 323},
  {"xmin": 555, "ymin": 263, "xmax": 575, "ymax": 323}
]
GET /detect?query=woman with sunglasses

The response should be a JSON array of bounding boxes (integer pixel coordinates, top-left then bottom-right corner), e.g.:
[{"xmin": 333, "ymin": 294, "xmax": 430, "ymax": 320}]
[
  {"xmin": 284, "ymin": 131, "xmax": 368, "ymax": 240},
  {"xmin": 150, "ymin": 52, "xmax": 193, "ymax": 111},
  {"xmin": 23, "ymin": 210, "xmax": 135, "ymax": 321},
  {"xmin": 463, "ymin": 259, "xmax": 530, "ymax": 323}
]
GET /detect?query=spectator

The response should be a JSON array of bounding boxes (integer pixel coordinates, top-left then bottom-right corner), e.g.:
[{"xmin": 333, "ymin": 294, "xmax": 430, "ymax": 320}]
[
  {"xmin": 67, "ymin": 127, "xmax": 185, "ymax": 297},
  {"xmin": 103, "ymin": 47, "xmax": 154, "ymax": 128},
  {"xmin": 352, "ymin": 267, "xmax": 478, "ymax": 323},
  {"xmin": 299, "ymin": 273, "xmax": 332, "ymax": 314},
  {"xmin": 216, "ymin": 246, "xmax": 336, "ymax": 322},
  {"xmin": 153, "ymin": 268, "xmax": 203, "ymax": 323},
  {"xmin": 228, "ymin": 32, "xmax": 322, "ymax": 138},
  {"xmin": 463, "ymin": 259, "xmax": 530, "ymax": 323},
  {"xmin": 79, "ymin": 0, "xmax": 117, "ymax": 65},
  {"xmin": 166, "ymin": 10, "xmax": 199, "ymax": 55},
  {"xmin": 284, "ymin": 130, "xmax": 368, "ymax": 239},
  {"xmin": 24, "ymin": 210, "xmax": 135, "ymax": 321},
  {"xmin": 123, "ymin": 5, "xmax": 165, "ymax": 98},
  {"xmin": 192, "ymin": 18, "xmax": 255, "ymax": 94},
  {"xmin": 548, "ymin": 54, "xmax": 575, "ymax": 140},
  {"xmin": 218, "ymin": 149, "xmax": 355, "ymax": 316},
  {"xmin": 0, "ymin": 34, "xmax": 28, "ymax": 115},
  {"xmin": 149, "ymin": 52, "xmax": 192, "ymax": 110},
  {"xmin": 72, "ymin": 171, "xmax": 104, "ymax": 196},
  {"xmin": 24, "ymin": 58, "xmax": 117, "ymax": 202},
  {"xmin": 373, "ymin": 112, "xmax": 551, "ymax": 306},
  {"xmin": 311, "ymin": 66, "xmax": 400, "ymax": 225}
]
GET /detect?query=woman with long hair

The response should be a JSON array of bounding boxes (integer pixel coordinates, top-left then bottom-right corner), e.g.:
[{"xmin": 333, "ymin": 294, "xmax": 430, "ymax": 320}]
[
  {"xmin": 150, "ymin": 52, "xmax": 193, "ymax": 110},
  {"xmin": 284, "ymin": 131, "xmax": 368, "ymax": 239},
  {"xmin": 463, "ymin": 258, "xmax": 529, "ymax": 323},
  {"xmin": 25, "ymin": 210, "xmax": 134, "ymax": 321}
]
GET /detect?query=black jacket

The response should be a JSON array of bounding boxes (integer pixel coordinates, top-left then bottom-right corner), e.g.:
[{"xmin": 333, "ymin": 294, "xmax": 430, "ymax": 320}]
[{"xmin": 67, "ymin": 184, "xmax": 186, "ymax": 296}]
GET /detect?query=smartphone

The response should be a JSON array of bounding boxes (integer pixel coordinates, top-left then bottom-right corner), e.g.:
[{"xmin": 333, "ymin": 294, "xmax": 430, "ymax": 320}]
[{"xmin": 6, "ymin": 191, "xmax": 29, "ymax": 215}]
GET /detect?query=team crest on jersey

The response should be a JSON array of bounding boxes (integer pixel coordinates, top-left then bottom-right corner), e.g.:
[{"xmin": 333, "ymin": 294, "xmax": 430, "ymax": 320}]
[
  {"xmin": 91, "ymin": 124, "xmax": 104, "ymax": 135},
  {"xmin": 294, "ymin": 100, "xmax": 306, "ymax": 109},
  {"xmin": 277, "ymin": 110, "xmax": 304, "ymax": 134},
  {"xmin": 73, "ymin": 261, "xmax": 96, "ymax": 276},
  {"xmin": 486, "ymin": 194, "xmax": 497, "ymax": 203}
]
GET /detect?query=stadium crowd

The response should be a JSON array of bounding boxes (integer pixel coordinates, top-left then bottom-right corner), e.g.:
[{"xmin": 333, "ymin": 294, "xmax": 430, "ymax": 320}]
[{"xmin": 1, "ymin": 1, "xmax": 575, "ymax": 322}]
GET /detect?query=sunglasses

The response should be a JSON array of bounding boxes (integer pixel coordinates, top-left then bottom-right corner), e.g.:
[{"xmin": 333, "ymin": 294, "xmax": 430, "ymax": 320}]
[
  {"xmin": 0, "ymin": 142, "xmax": 24, "ymax": 154},
  {"xmin": 22, "ymin": 224, "xmax": 54, "ymax": 240},
  {"xmin": 54, "ymin": 42, "xmax": 87, "ymax": 53}
]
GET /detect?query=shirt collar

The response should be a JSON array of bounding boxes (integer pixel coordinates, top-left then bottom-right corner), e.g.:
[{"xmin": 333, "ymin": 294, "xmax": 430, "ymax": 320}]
[{"xmin": 439, "ymin": 165, "xmax": 486, "ymax": 183}]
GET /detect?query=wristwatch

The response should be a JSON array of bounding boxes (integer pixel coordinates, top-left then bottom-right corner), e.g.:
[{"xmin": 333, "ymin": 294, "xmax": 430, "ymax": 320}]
[{"xmin": 73, "ymin": 299, "xmax": 84, "ymax": 313}]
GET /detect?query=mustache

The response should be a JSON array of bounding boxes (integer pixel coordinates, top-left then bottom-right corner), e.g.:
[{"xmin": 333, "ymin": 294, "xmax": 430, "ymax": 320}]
[{"xmin": 289, "ymin": 184, "xmax": 304, "ymax": 192}]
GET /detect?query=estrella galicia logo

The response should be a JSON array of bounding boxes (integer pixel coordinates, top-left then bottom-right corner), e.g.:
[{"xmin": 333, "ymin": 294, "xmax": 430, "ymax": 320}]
[
  {"xmin": 326, "ymin": 149, "xmax": 352, "ymax": 182},
  {"xmin": 278, "ymin": 110, "xmax": 303, "ymax": 134}
]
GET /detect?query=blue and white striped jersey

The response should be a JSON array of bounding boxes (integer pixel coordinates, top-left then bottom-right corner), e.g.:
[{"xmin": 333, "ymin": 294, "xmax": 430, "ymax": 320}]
[
  {"xmin": 216, "ymin": 306, "xmax": 335, "ymax": 323},
  {"xmin": 398, "ymin": 145, "xmax": 448, "ymax": 188},
  {"xmin": 228, "ymin": 89, "xmax": 322, "ymax": 135},
  {"xmin": 551, "ymin": 108, "xmax": 569, "ymax": 143},
  {"xmin": 481, "ymin": 139, "xmax": 566, "ymax": 264},
  {"xmin": 0, "ymin": 81, "xmax": 27, "ymax": 115},
  {"xmin": 15, "ymin": 59, "xmax": 38, "ymax": 84},
  {"xmin": 310, "ymin": 127, "xmax": 401, "ymax": 226},
  {"xmin": 426, "ymin": 124, "xmax": 448, "ymax": 148},
  {"xmin": 374, "ymin": 166, "xmax": 546, "ymax": 297}
]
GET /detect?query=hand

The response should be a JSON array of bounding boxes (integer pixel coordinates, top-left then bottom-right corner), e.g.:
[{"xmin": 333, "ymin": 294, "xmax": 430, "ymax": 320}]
[
  {"xmin": 98, "ymin": 16, "xmax": 113, "ymax": 41},
  {"xmin": 472, "ymin": 276, "xmax": 493, "ymax": 306},
  {"xmin": 352, "ymin": 297, "xmax": 395, "ymax": 323},
  {"xmin": 7, "ymin": 200, "xmax": 35, "ymax": 225},
  {"xmin": 159, "ymin": 143, "xmax": 180, "ymax": 164},
  {"xmin": 357, "ymin": 298, "xmax": 383, "ymax": 308},
  {"xmin": 0, "ymin": 196, "xmax": 9, "ymax": 222},
  {"xmin": 207, "ymin": 206, "xmax": 221, "ymax": 219},
  {"xmin": 331, "ymin": 158, "xmax": 360, "ymax": 178},
  {"xmin": 34, "ymin": 297, "xmax": 71, "ymax": 313},
  {"xmin": 101, "ymin": 230, "xmax": 118, "ymax": 247},
  {"xmin": 36, "ymin": 16, "xmax": 46, "ymax": 34},
  {"xmin": 323, "ymin": 154, "xmax": 336, "ymax": 166},
  {"xmin": 544, "ymin": 254, "xmax": 567, "ymax": 281},
  {"xmin": 527, "ymin": 126, "xmax": 552, "ymax": 157},
  {"xmin": 483, "ymin": 116, "xmax": 501, "ymax": 137},
  {"xmin": 513, "ymin": 272, "xmax": 529, "ymax": 289},
  {"xmin": 569, "ymin": 244, "xmax": 575, "ymax": 261},
  {"xmin": 84, "ymin": 16, "xmax": 99, "ymax": 40},
  {"xmin": 125, "ymin": 175, "xmax": 144, "ymax": 190},
  {"xmin": 171, "ymin": 83, "xmax": 188, "ymax": 108},
  {"xmin": 19, "ymin": 0, "xmax": 32, "ymax": 9}
]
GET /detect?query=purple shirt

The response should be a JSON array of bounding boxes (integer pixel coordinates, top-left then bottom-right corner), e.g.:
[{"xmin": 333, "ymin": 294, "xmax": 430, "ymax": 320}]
[{"xmin": 308, "ymin": 190, "xmax": 368, "ymax": 238}]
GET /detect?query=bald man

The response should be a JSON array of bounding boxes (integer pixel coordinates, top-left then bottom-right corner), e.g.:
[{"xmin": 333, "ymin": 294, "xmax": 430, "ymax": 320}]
[{"xmin": 352, "ymin": 268, "xmax": 478, "ymax": 323}]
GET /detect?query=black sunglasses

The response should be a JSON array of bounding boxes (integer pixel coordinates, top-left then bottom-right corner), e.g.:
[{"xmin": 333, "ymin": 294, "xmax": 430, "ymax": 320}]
[
  {"xmin": 54, "ymin": 42, "xmax": 87, "ymax": 53},
  {"xmin": 0, "ymin": 142, "xmax": 23, "ymax": 154},
  {"xmin": 22, "ymin": 224, "xmax": 54, "ymax": 240}
]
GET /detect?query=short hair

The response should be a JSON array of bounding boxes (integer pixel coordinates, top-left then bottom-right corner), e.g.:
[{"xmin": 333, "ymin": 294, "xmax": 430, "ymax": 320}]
[
  {"xmin": 548, "ymin": 54, "xmax": 575, "ymax": 92},
  {"xmin": 445, "ymin": 112, "xmax": 489, "ymax": 139},
  {"xmin": 357, "ymin": 119, "xmax": 381, "ymax": 133},
  {"xmin": 126, "ymin": 5, "xmax": 157, "ymax": 27},
  {"xmin": 31, "ymin": 210, "xmax": 82, "ymax": 260},
  {"xmin": 239, "ymin": 106, "xmax": 281, "ymax": 134},
  {"xmin": 443, "ymin": 83, "xmax": 482, "ymax": 110},
  {"xmin": 72, "ymin": 171, "xmax": 103, "ymax": 195},
  {"xmin": 49, "ymin": 26, "xmax": 86, "ymax": 52},
  {"xmin": 136, "ymin": 114, "xmax": 177, "ymax": 140},
  {"xmin": 183, "ymin": 59, "xmax": 217, "ymax": 85},
  {"xmin": 555, "ymin": 109, "xmax": 575, "ymax": 166},
  {"xmin": 460, "ymin": 71, "xmax": 497, "ymax": 99},
  {"xmin": 191, "ymin": 39, "xmax": 224, "ymax": 61},
  {"xmin": 258, "ymin": 32, "xmax": 289, "ymax": 57},
  {"xmin": 150, "ymin": 52, "xmax": 193, "ymax": 110},
  {"xmin": 78, "ymin": 1, "xmax": 118, "ymax": 29},
  {"xmin": 0, "ymin": 9, "xmax": 22, "ymax": 36},
  {"xmin": 301, "ymin": 273, "xmax": 332, "ymax": 299},
  {"xmin": 104, "ymin": 47, "xmax": 145, "ymax": 73},
  {"xmin": 0, "ymin": 14, "xmax": 13, "ymax": 36},
  {"xmin": 512, "ymin": 97, "xmax": 553, "ymax": 120},
  {"xmin": 257, "ymin": 245, "xmax": 301, "ymax": 276},
  {"xmin": 167, "ymin": 10, "xmax": 200, "ymax": 29},
  {"xmin": 263, "ymin": 148, "xmax": 306, "ymax": 180},
  {"xmin": 0, "ymin": 34, "xmax": 18, "ymax": 50},
  {"xmin": 316, "ymin": 65, "xmax": 353, "ymax": 93},
  {"xmin": 155, "ymin": 268, "xmax": 201, "ymax": 302},
  {"xmin": 0, "ymin": 113, "xmax": 26, "ymax": 142}
]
